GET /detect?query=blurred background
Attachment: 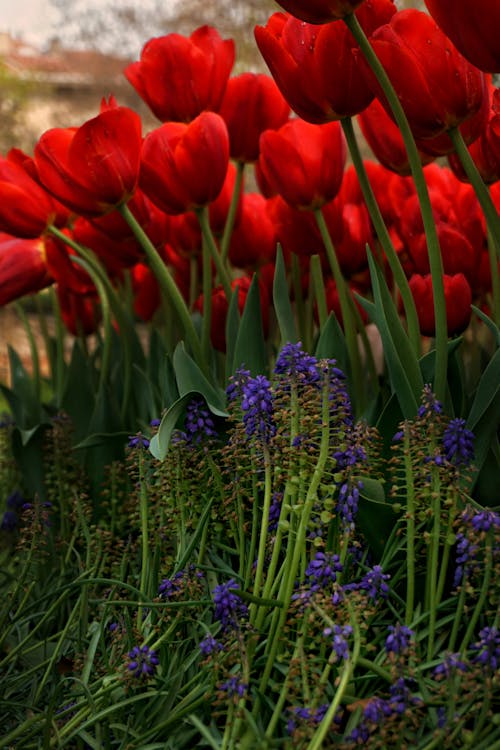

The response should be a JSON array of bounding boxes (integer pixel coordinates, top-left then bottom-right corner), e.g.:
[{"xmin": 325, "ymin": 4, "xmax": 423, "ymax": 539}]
[{"xmin": 0, "ymin": 0, "xmax": 423, "ymax": 152}]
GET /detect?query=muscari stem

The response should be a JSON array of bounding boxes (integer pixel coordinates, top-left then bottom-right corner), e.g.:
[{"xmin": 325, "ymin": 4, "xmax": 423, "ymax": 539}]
[{"xmin": 344, "ymin": 13, "xmax": 448, "ymax": 403}]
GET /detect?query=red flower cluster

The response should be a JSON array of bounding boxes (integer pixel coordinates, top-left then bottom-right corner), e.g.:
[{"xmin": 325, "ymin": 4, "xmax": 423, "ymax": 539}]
[{"xmin": 0, "ymin": 7, "xmax": 497, "ymax": 343}]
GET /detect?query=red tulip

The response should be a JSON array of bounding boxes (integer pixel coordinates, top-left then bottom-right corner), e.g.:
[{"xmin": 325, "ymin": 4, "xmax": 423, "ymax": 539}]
[
  {"xmin": 57, "ymin": 285, "xmax": 101, "ymax": 336},
  {"xmin": 409, "ymin": 272, "xmax": 472, "ymax": 337},
  {"xmin": 219, "ymin": 73, "xmax": 290, "ymax": 162},
  {"xmin": 258, "ymin": 118, "xmax": 346, "ymax": 210},
  {"xmin": 34, "ymin": 100, "xmax": 142, "ymax": 217},
  {"xmin": 0, "ymin": 233, "xmax": 53, "ymax": 305},
  {"xmin": 273, "ymin": 0, "xmax": 367, "ymax": 24},
  {"xmin": 124, "ymin": 26, "xmax": 235, "ymax": 123},
  {"xmin": 360, "ymin": 9, "xmax": 487, "ymax": 141},
  {"xmin": 71, "ymin": 218, "xmax": 142, "ymax": 275},
  {"xmin": 424, "ymin": 0, "xmax": 500, "ymax": 73},
  {"xmin": 131, "ymin": 263, "xmax": 161, "ymax": 321},
  {"xmin": 92, "ymin": 189, "xmax": 171, "ymax": 251},
  {"xmin": 255, "ymin": 1, "xmax": 396, "ymax": 124},
  {"xmin": 322, "ymin": 278, "xmax": 369, "ymax": 328},
  {"xmin": 140, "ymin": 112, "xmax": 230, "ymax": 215},
  {"xmin": 0, "ymin": 151, "xmax": 69, "ymax": 238},
  {"xmin": 358, "ymin": 97, "xmax": 435, "ymax": 175},
  {"xmin": 228, "ymin": 193, "xmax": 278, "ymax": 270}
]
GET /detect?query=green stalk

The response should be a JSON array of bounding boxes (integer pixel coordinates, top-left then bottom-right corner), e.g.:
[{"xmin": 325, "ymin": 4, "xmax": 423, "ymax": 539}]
[
  {"xmin": 448, "ymin": 126, "xmax": 500, "ymax": 324},
  {"xmin": 196, "ymin": 205, "xmax": 233, "ymax": 299},
  {"xmin": 426, "ymin": 473, "xmax": 442, "ymax": 660},
  {"xmin": 459, "ymin": 537, "xmax": 493, "ymax": 653},
  {"xmin": 220, "ymin": 160, "xmax": 245, "ymax": 264},
  {"xmin": 118, "ymin": 203, "xmax": 206, "ymax": 372},
  {"xmin": 137, "ymin": 447, "xmax": 150, "ymax": 629},
  {"xmin": 344, "ymin": 12, "xmax": 447, "ymax": 402},
  {"xmin": 341, "ymin": 116, "xmax": 421, "ymax": 355},
  {"xmin": 403, "ymin": 427, "xmax": 416, "ymax": 625},
  {"xmin": 310, "ymin": 254, "xmax": 328, "ymax": 328},
  {"xmin": 249, "ymin": 444, "xmax": 273, "ymax": 626},
  {"xmin": 201, "ymin": 236, "xmax": 213, "ymax": 364},
  {"xmin": 14, "ymin": 302, "xmax": 41, "ymax": 400},
  {"xmin": 314, "ymin": 208, "xmax": 364, "ymax": 413}
]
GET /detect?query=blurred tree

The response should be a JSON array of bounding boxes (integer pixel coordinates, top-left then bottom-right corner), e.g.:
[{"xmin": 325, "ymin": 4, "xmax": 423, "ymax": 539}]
[
  {"xmin": 0, "ymin": 62, "xmax": 34, "ymax": 153},
  {"xmin": 49, "ymin": 0, "xmax": 281, "ymax": 69}
]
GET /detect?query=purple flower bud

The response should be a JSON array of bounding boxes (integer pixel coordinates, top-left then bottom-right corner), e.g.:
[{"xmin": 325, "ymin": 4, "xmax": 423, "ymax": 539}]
[{"xmin": 126, "ymin": 645, "xmax": 159, "ymax": 680}]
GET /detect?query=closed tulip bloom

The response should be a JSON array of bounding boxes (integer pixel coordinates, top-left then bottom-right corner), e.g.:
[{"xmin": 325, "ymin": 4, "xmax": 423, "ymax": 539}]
[
  {"xmin": 124, "ymin": 26, "xmax": 235, "ymax": 123},
  {"xmin": 255, "ymin": 1, "xmax": 396, "ymax": 124},
  {"xmin": 140, "ymin": 112, "xmax": 230, "ymax": 215},
  {"xmin": 131, "ymin": 263, "xmax": 161, "ymax": 321},
  {"xmin": 228, "ymin": 193, "xmax": 278, "ymax": 270},
  {"xmin": 0, "ymin": 152, "xmax": 69, "ymax": 238},
  {"xmin": 425, "ymin": 0, "xmax": 500, "ymax": 73},
  {"xmin": 34, "ymin": 100, "xmax": 142, "ymax": 216},
  {"xmin": 0, "ymin": 233, "xmax": 53, "ymax": 305},
  {"xmin": 219, "ymin": 73, "xmax": 290, "ymax": 162},
  {"xmin": 361, "ymin": 10, "xmax": 487, "ymax": 141},
  {"xmin": 57, "ymin": 284, "xmax": 101, "ymax": 337},
  {"xmin": 409, "ymin": 272, "xmax": 472, "ymax": 336},
  {"xmin": 274, "ymin": 0, "xmax": 367, "ymax": 24},
  {"xmin": 358, "ymin": 98, "xmax": 435, "ymax": 175},
  {"xmin": 258, "ymin": 118, "xmax": 346, "ymax": 210}
]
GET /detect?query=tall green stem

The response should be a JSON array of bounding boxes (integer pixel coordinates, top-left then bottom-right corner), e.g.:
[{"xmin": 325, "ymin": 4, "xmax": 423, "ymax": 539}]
[
  {"xmin": 344, "ymin": 13, "xmax": 447, "ymax": 402},
  {"xmin": 314, "ymin": 208, "xmax": 364, "ymax": 413},
  {"xmin": 448, "ymin": 126, "xmax": 500, "ymax": 325},
  {"xmin": 196, "ymin": 206, "xmax": 233, "ymax": 299},
  {"xmin": 341, "ymin": 116, "xmax": 421, "ymax": 355},
  {"xmin": 118, "ymin": 203, "xmax": 206, "ymax": 372},
  {"xmin": 220, "ymin": 161, "xmax": 245, "ymax": 264}
]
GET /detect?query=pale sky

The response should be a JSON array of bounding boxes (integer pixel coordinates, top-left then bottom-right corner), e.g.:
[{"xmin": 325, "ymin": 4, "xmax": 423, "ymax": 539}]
[{"xmin": 0, "ymin": 0, "xmax": 60, "ymax": 45}]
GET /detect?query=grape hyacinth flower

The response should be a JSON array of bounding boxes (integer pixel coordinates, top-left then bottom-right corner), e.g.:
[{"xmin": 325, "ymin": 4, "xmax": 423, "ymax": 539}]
[
  {"xmin": 305, "ymin": 551, "xmax": 343, "ymax": 589},
  {"xmin": 226, "ymin": 367, "xmax": 251, "ymax": 404},
  {"xmin": 287, "ymin": 704, "xmax": 330, "ymax": 734},
  {"xmin": 240, "ymin": 374, "xmax": 275, "ymax": 442},
  {"xmin": 158, "ymin": 571, "xmax": 185, "ymax": 598},
  {"xmin": 274, "ymin": 341, "xmax": 320, "ymax": 386},
  {"xmin": 433, "ymin": 652, "xmax": 468, "ymax": 679},
  {"xmin": 212, "ymin": 578, "xmax": 248, "ymax": 632},
  {"xmin": 127, "ymin": 433, "xmax": 150, "ymax": 449},
  {"xmin": 385, "ymin": 624, "xmax": 414, "ymax": 656},
  {"xmin": 344, "ymin": 565, "xmax": 391, "ymax": 602},
  {"xmin": 470, "ymin": 627, "xmax": 500, "ymax": 671},
  {"xmin": 184, "ymin": 397, "xmax": 218, "ymax": 444},
  {"xmin": 336, "ymin": 481, "xmax": 362, "ymax": 532},
  {"xmin": 199, "ymin": 634, "xmax": 223, "ymax": 656},
  {"xmin": 417, "ymin": 385, "xmax": 443, "ymax": 418},
  {"xmin": 218, "ymin": 675, "xmax": 248, "ymax": 698},
  {"xmin": 323, "ymin": 624, "xmax": 353, "ymax": 662},
  {"xmin": 442, "ymin": 418, "xmax": 474, "ymax": 466},
  {"xmin": 126, "ymin": 645, "xmax": 159, "ymax": 680}
]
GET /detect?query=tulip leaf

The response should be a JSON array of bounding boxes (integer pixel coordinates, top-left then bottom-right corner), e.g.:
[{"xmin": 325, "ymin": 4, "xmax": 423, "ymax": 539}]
[
  {"xmin": 314, "ymin": 312, "xmax": 348, "ymax": 376},
  {"xmin": 232, "ymin": 274, "xmax": 267, "ymax": 376},
  {"xmin": 365, "ymin": 252, "xmax": 423, "ymax": 418},
  {"xmin": 471, "ymin": 305, "xmax": 500, "ymax": 348},
  {"xmin": 419, "ymin": 337, "xmax": 464, "ymax": 417},
  {"xmin": 61, "ymin": 341, "xmax": 98, "ymax": 440},
  {"xmin": 172, "ymin": 342, "xmax": 227, "ymax": 416},
  {"xmin": 149, "ymin": 394, "xmax": 192, "ymax": 460},
  {"xmin": 465, "ymin": 347, "xmax": 500, "ymax": 490},
  {"xmin": 273, "ymin": 245, "xmax": 298, "ymax": 345},
  {"xmin": 4, "ymin": 346, "xmax": 43, "ymax": 428},
  {"xmin": 225, "ymin": 286, "xmax": 241, "ymax": 383}
]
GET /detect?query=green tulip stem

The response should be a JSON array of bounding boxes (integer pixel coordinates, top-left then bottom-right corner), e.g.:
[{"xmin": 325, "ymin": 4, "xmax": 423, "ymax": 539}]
[
  {"xmin": 341, "ymin": 116, "xmax": 421, "ymax": 356},
  {"xmin": 195, "ymin": 206, "xmax": 233, "ymax": 300},
  {"xmin": 201, "ymin": 235, "xmax": 213, "ymax": 364},
  {"xmin": 345, "ymin": 12, "xmax": 448, "ymax": 403},
  {"xmin": 448, "ymin": 126, "xmax": 500, "ymax": 325},
  {"xmin": 220, "ymin": 160, "xmax": 245, "ymax": 264},
  {"xmin": 314, "ymin": 208, "xmax": 365, "ymax": 414},
  {"xmin": 310, "ymin": 254, "xmax": 328, "ymax": 328},
  {"xmin": 118, "ymin": 203, "xmax": 206, "ymax": 372}
]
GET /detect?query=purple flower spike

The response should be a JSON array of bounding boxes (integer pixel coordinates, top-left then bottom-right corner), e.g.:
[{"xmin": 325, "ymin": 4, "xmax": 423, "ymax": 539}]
[{"xmin": 126, "ymin": 645, "xmax": 159, "ymax": 680}]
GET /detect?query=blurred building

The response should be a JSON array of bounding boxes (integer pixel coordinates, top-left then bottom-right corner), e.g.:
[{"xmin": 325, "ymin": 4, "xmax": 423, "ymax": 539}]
[{"xmin": 0, "ymin": 31, "xmax": 155, "ymax": 153}]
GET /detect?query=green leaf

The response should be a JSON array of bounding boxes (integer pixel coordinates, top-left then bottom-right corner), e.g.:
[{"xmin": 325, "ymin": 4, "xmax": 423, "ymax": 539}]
[
  {"xmin": 273, "ymin": 245, "xmax": 298, "ymax": 345},
  {"xmin": 232, "ymin": 274, "xmax": 267, "ymax": 376},
  {"xmin": 472, "ymin": 305, "xmax": 500, "ymax": 347},
  {"xmin": 467, "ymin": 347, "xmax": 500, "ymax": 429},
  {"xmin": 61, "ymin": 341, "xmax": 97, "ymax": 440},
  {"xmin": 366, "ymin": 252, "xmax": 423, "ymax": 417},
  {"xmin": 5, "ymin": 346, "xmax": 42, "ymax": 427},
  {"xmin": 173, "ymin": 343, "xmax": 227, "ymax": 415},
  {"xmin": 149, "ymin": 393, "xmax": 192, "ymax": 460},
  {"xmin": 315, "ymin": 312, "xmax": 348, "ymax": 375},
  {"xmin": 225, "ymin": 285, "xmax": 241, "ymax": 382}
]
